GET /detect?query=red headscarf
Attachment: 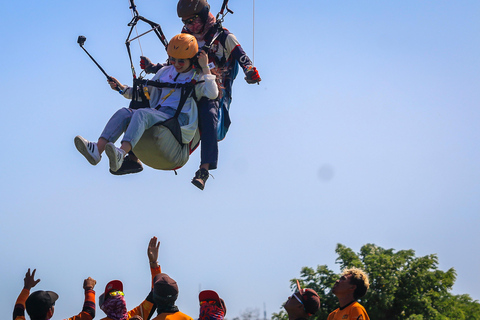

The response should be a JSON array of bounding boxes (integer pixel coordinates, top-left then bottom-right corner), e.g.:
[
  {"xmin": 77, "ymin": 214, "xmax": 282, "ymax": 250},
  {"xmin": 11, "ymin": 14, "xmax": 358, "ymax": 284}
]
[{"xmin": 199, "ymin": 303, "xmax": 225, "ymax": 320}]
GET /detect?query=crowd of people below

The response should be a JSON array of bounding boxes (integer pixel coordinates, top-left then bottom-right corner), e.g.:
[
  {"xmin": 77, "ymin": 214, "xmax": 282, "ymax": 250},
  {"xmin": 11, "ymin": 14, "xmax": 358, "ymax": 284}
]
[{"xmin": 13, "ymin": 237, "xmax": 370, "ymax": 320}]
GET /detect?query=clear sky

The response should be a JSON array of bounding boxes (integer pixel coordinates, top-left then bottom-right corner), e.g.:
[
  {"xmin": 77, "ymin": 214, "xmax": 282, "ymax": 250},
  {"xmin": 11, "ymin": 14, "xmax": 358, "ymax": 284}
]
[{"xmin": 1, "ymin": 0, "xmax": 479, "ymax": 319}]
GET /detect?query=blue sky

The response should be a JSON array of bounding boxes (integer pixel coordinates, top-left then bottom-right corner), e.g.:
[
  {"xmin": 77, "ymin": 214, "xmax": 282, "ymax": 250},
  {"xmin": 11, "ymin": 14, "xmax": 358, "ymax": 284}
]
[{"xmin": 1, "ymin": 0, "xmax": 479, "ymax": 318}]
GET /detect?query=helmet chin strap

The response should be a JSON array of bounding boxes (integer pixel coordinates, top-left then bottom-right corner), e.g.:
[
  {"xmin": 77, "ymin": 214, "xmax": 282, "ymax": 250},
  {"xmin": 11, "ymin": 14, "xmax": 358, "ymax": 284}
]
[{"xmin": 184, "ymin": 59, "xmax": 196, "ymax": 73}]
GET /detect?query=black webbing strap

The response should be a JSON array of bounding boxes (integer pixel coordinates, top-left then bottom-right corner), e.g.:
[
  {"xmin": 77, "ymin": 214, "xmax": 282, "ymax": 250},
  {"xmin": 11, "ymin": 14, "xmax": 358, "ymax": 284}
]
[
  {"xmin": 136, "ymin": 79, "xmax": 204, "ymax": 89},
  {"xmin": 128, "ymin": 75, "xmax": 150, "ymax": 109},
  {"xmin": 154, "ymin": 83, "xmax": 195, "ymax": 145},
  {"xmin": 216, "ymin": 0, "xmax": 234, "ymax": 22}
]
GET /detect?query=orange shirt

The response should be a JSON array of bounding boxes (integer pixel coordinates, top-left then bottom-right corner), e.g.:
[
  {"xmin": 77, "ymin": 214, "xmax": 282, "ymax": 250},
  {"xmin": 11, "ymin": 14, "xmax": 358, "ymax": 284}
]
[
  {"xmin": 13, "ymin": 288, "xmax": 95, "ymax": 320},
  {"xmin": 151, "ymin": 311, "xmax": 193, "ymax": 320},
  {"xmin": 327, "ymin": 301, "xmax": 370, "ymax": 320}
]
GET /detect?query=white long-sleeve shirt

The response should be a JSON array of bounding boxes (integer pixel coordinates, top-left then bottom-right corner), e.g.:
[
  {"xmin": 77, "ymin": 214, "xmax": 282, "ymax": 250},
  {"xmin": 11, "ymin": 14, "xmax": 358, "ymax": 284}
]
[
  {"xmin": 123, "ymin": 65, "xmax": 218, "ymax": 113},
  {"xmin": 122, "ymin": 65, "xmax": 218, "ymax": 143}
]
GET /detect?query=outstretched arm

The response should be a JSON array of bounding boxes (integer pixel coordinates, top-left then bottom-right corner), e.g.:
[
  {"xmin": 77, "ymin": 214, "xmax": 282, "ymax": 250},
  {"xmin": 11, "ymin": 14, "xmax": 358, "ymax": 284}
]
[
  {"xmin": 107, "ymin": 77, "xmax": 128, "ymax": 92},
  {"xmin": 14, "ymin": 269, "xmax": 41, "ymax": 320},
  {"xmin": 225, "ymin": 34, "xmax": 261, "ymax": 84},
  {"xmin": 68, "ymin": 277, "xmax": 96, "ymax": 320},
  {"xmin": 125, "ymin": 237, "xmax": 162, "ymax": 320}
]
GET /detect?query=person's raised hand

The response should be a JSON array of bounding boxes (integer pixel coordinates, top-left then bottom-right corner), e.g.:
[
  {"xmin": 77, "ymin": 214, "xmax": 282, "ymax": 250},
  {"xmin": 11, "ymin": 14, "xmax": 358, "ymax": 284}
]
[
  {"xmin": 24, "ymin": 268, "xmax": 41, "ymax": 290},
  {"xmin": 83, "ymin": 277, "xmax": 97, "ymax": 290},
  {"xmin": 197, "ymin": 50, "xmax": 209, "ymax": 71},
  {"xmin": 148, "ymin": 236, "xmax": 160, "ymax": 266}
]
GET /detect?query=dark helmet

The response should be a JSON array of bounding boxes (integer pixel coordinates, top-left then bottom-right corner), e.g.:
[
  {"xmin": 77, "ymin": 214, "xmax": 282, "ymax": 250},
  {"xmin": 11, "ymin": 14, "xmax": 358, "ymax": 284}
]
[{"xmin": 177, "ymin": 0, "xmax": 210, "ymax": 21}]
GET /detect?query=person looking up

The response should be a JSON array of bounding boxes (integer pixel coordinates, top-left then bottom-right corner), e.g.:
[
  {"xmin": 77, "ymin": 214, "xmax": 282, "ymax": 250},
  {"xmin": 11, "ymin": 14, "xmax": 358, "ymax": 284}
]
[
  {"xmin": 13, "ymin": 268, "xmax": 96, "ymax": 320},
  {"xmin": 327, "ymin": 268, "xmax": 370, "ymax": 320},
  {"xmin": 149, "ymin": 273, "xmax": 192, "ymax": 320},
  {"xmin": 283, "ymin": 280, "xmax": 320, "ymax": 320},
  {"xmin": 99, "ymin": 237, "xmax": 162, "ymax": 320}
]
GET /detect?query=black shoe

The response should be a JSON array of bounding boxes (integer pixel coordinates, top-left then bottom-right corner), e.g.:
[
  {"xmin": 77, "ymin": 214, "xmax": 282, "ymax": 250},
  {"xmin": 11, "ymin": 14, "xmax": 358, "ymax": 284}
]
[
  {"xmin": 110, "ymin": 154, "xmax": 143, "ymax": 175},
  {"xmin": 191, "ymin": 168, "xmax": 209, "ymax": 190}
]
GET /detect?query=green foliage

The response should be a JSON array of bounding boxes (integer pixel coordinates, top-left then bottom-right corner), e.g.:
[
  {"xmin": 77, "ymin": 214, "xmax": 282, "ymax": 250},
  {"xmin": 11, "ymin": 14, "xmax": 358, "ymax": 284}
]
[
  {"xmin": 271, "ymin": 309, "xmax": 288, "ymax": 320},
  {"xmin": 274, "ymin": 243, "xmax": 480, "ymax": 320}
]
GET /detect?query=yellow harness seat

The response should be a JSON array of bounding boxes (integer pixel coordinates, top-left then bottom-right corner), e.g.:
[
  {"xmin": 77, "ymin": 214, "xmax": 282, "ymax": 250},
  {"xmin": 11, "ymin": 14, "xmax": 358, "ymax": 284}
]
[{"xmin": 133, "ymin": 126, "xmax": 200, "ymax": 170}]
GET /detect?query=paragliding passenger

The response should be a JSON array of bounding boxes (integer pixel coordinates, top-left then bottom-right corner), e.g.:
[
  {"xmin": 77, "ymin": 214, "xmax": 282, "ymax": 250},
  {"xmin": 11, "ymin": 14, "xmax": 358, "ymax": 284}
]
[
  {"xmin": 98, "ymin": 237, "xmax": 161, "ymax": 320},
  {"xmin": 138, "ymin": 0, "xmax": 261, "ymax": 190},
  {"xmin": 74, "ymin": 34, "xmax": 218, "ymax": 174}
]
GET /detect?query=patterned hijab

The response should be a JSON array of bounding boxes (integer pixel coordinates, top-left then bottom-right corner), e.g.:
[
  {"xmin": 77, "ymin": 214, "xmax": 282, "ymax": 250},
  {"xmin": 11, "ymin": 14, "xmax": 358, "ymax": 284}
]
[
  {"xmin": 199, "ymin": 303, "xmax": 225, "ymax": 320},
  {"xmin": 100, "ymin": 294, "xmax": 128, "ymax": 320}
]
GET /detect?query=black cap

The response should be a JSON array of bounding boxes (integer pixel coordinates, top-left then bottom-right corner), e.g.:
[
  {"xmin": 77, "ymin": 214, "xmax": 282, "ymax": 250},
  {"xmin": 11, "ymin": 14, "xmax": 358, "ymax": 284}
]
[
  {"xmin": 153, "ymin": 273, "xmax": 179, "ymax": 304},
  {"xmin": 26, "ymin": 290, "xmax": 59, "ymax": 319}
]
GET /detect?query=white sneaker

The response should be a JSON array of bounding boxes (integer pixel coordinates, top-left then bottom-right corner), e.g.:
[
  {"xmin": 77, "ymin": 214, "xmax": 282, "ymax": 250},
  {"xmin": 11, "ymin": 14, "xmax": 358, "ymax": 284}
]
[
  {"xmin": 74, "ymin": 135, "xmax": 101, "ymax": 165},
  {"xmin": 105, "ymin": 142, "xmax": 126, "ymax": 172}
]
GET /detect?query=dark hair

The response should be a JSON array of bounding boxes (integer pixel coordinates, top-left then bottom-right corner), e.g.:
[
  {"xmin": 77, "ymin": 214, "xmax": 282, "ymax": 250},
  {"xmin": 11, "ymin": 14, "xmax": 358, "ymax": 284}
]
[
  {"xmin": 343, "ymin": 268, "xmax": 369, "ymax": 299},
  {"xmin": 191, "ymin": 53, "xmax": 223, "ymax": 100}
]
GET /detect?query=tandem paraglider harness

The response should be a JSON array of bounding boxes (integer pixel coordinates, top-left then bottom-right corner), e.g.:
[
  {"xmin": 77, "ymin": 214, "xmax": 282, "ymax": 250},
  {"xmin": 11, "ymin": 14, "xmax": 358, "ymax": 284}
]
[
  {"xmin": 127, "ymin": 76, "xmax": 203, "ymax": 146},
  {"xmin": 77, "ymin": 0, "xmax": 234, "ymax": 146},
  {"xmin": 123, "ymin": 0, "xmax": 233, "ymax": 146}
]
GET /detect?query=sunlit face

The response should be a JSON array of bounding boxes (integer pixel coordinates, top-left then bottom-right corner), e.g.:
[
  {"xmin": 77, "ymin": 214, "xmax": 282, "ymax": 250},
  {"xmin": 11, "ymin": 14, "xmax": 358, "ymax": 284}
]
[
  {"xmin": 182, "ymin": 15, "xmax": 204, "ymax": 34},
  {"xmin": 169, "ymin": 56, "xmax": 192, "ymax": 73},
  {"xmin": 332, "ymin": 274, "xmax": 355, "ymax": 295}
]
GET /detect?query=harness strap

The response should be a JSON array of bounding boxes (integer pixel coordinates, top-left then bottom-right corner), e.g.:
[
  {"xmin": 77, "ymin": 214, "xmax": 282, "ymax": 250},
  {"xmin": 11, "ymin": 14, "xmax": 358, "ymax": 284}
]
[
  {"xmin": 136, "ymin": 79, "xmax": 205, "ymax": 89},
  {"xmin": 153, "ymin": 84, "xmax": 196, "ymax": 145},
  {"xmin": 202, "ymin": 22, "xmax": 223, "ymax": 50},
  {"xmin": 216, "ymin": 0, "xmax": 234, "ymax": 22}
]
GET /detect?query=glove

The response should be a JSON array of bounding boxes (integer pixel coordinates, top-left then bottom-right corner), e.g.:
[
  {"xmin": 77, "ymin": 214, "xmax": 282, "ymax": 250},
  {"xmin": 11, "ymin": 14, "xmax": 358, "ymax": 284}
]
[
  {"xmin": 140, "ymin": 56, "xmax": 161, "ymax": 74},
  {"xmin": 245, "ymin": 66, "xmax": 261, "ymax": 84}
]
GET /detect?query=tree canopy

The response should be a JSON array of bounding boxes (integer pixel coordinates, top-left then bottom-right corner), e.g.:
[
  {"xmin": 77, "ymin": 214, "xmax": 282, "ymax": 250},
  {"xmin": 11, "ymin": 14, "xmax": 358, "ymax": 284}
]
[{"xmin": 272, "ymin": 243, "xmax": 480, "ymax": 320}]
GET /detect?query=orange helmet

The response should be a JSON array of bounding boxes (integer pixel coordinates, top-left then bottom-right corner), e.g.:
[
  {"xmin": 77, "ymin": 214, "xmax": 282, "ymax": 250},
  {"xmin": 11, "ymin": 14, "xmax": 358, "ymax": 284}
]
[{"xmin": 167, "ymin": 34, "xmax": 198, "ymax": 59}]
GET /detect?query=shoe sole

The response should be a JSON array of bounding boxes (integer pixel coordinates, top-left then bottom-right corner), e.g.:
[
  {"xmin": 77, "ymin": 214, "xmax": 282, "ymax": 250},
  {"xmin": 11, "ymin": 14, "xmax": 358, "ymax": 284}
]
[
  {"xmin": 74, "ymin": 136, "xmax": 99, "ymax": 166},
  {"xmin": 105, "ymin": 143, "xmax": 122, "ymax": 172},
  {"xmin": 191, "ymin": 179, "xmax": 205, "ymax": 190},
  {"xmin": 110, "ymin": 167, "xmax": 143, "ymax": 175}
]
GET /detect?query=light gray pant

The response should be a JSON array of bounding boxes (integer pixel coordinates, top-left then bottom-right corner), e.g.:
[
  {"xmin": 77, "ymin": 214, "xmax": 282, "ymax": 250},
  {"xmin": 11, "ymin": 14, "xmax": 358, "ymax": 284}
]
[{"xmin": 100, "ymin": 107, "xmax": 188, "ymax": 148}]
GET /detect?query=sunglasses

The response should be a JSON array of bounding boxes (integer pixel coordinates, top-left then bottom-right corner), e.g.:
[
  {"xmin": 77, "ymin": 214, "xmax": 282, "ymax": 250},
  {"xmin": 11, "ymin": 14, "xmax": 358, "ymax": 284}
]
[
  {"xmin": 200, "ymin": 300, "xmax": 217, "ymax": 306},
  {"xmin": 182, "ymin": 15, "xmax": 199, "ymax": 25},
  {"xmin": 109, "ymin": 291, "xmax": 124, "ymax": 297},
  {"xmin": 291, "ymin": 292, "xmax": 304, "ymax": 305},
  {"xmin": 169, "ymin": 57, "xmax": 186, "ymax": 65}
]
